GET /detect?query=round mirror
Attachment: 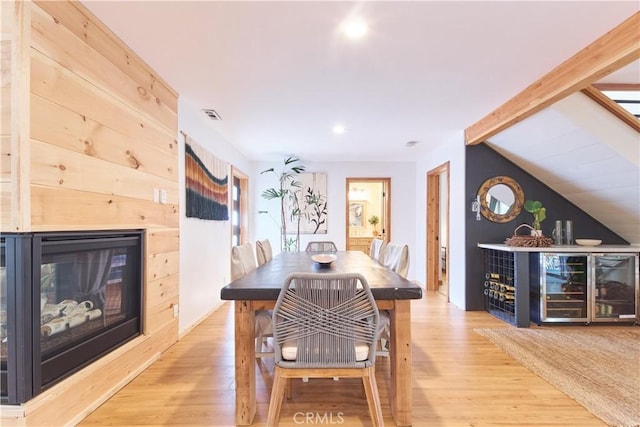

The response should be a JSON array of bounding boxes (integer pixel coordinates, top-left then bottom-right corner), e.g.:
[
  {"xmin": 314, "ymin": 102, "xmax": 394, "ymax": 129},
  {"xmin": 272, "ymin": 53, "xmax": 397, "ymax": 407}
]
[{"xmin": 478, "ymin": 176, "xmax": 524, "ymax": 223}]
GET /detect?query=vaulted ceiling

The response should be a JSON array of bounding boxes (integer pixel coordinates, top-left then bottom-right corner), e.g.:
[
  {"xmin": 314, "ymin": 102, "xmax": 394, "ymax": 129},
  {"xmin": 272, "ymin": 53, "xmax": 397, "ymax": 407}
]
[{"xmin": 487, "ymin": 90, "xmax": 640, "ymax": 245}]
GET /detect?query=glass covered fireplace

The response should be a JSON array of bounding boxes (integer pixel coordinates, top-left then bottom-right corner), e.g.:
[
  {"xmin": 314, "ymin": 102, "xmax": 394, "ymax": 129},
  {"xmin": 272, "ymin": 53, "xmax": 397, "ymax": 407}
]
[{"xmin": 1, "ymin": 230, "xmax": 143, "ymax": 404}]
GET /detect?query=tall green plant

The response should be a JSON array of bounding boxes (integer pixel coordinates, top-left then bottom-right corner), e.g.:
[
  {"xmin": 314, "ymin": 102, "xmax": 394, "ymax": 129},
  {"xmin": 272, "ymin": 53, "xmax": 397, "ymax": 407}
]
[{"xmin": 260, "ymin": 156, "xmax": 306, "ymax": 251}]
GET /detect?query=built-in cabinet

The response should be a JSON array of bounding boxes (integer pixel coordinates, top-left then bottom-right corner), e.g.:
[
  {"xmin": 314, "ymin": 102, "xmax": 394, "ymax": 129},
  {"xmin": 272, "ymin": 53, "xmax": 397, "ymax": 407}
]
[
  {"xmin": 348, "ymin": 237, "xmax": 374, "ymax": 254},
  {"xmin": 479, "ymin": 244, "xmax": 639, "ymax": 327}
]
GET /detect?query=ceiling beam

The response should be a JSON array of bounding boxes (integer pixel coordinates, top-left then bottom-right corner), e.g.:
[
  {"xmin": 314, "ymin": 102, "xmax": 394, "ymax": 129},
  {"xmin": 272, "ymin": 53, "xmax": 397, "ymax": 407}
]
[
  {"xmin": 465, "ymin": 12, "xmax": 640, "ymax": 145},
  {"xmin": 581, "ymin": 85, "xmax": 640, "ymax": 132}
]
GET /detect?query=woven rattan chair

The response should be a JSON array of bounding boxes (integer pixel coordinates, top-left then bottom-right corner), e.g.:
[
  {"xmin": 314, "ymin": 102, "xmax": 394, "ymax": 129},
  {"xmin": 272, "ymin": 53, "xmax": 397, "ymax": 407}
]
[
  {"xmin": 256, "ymin": 239, "xmax": 273, "ymax": 266},
  {"xmin": 231, "ymin": 242, "xmax": 273, "ymax": 359},
  {"xmin": 267, "ymin": 272, "xmax": 383, "ymax": 426},
  {"xmin": 304, "ymin": 241, "xmax": 338, "ymax": 253}
]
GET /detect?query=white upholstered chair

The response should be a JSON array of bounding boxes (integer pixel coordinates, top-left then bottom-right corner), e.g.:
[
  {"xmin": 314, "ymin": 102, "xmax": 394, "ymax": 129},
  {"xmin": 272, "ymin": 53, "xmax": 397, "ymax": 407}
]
[
  {"xmin": 256, "ymin": 239, "xmax": 273, "ymax": 266},
  {"xmin": 378, "ymin": 243, "xmax": 410, "ymax": 357},
  {"xmin": 382, "ymin": 243, "xmax": 409, "ymax": 278},
  {"xmin": 231, "ymin": 242, "xmax": 273, "ymax": 359},
  {"xmin": 267, "ymin": 272, "xmax": 383, "ymax": 426},
  {"xmin": 231, "ymin": 242, "xmax": 257, "ymax": 279},
  {"xmin": 368, "ymin": 238, "xmax": 387, "ymax": 264}
]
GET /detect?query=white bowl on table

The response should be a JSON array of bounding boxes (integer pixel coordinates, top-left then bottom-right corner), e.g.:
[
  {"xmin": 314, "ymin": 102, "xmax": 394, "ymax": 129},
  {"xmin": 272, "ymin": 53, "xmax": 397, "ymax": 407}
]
[
  {"xmin": 311, "ymin": 253, "xmax": 337, "ymax": 264},
  {"xmin": 575, "ymin": 239, "xmax": 602, "ymax": 246}
]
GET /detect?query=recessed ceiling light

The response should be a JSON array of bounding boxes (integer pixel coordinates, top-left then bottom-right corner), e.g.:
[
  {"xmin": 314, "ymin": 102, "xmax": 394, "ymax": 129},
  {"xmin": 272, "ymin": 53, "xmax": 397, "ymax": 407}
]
[
  {"xmin": 332, "ymin": 125, "xmax": 346, "ymax": 135},
  {"xmin": 344, "ymin": 20, "xmax": 368, "ymax": 39}
]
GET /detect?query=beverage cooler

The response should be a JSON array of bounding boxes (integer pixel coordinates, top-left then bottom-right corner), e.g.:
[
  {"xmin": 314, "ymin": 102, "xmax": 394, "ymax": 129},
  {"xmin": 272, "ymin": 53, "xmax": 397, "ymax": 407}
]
[
  {"xmin": 592, "ymin": 254, "xmax": 639, "ymax": 322},
  {"xmin": 535, "ymin": 253, "xmax": 639, "ymax": 324}
]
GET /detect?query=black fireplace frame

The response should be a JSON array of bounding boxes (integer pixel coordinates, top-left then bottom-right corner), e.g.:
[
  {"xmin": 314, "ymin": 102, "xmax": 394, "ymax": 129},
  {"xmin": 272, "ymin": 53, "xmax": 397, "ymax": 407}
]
[{"xmin": 1, "ymin": 230, "xmax": 144, "ymax": 405}]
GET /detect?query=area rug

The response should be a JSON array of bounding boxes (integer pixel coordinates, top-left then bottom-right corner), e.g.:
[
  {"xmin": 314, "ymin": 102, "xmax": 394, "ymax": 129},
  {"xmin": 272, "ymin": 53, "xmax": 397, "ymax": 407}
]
[{"xmin": 475, "ymin": 327, "xmax": 640, "ymax": 427}]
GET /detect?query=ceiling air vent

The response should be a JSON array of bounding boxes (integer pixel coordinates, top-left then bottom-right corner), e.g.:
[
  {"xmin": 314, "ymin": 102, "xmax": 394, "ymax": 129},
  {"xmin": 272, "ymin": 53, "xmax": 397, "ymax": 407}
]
[{"xmin": 202, "ymin": 109, "xmax": 221, "ymax": 120}]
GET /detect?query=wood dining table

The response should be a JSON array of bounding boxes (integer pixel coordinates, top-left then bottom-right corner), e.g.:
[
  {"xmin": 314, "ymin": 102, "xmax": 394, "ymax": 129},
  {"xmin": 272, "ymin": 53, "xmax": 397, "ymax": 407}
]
[{"xmin": 220, "ymin": 250, "xmax": 423, "ymax": 426}]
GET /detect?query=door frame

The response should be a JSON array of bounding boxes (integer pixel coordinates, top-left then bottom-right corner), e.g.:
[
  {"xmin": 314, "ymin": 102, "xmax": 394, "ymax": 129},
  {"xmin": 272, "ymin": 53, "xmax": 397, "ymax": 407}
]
[
  {"xmin": 231, "ymin": 166, "xmax": 249, "ymax": 246},
  {"xmin": 426, "ymin": 162, "xmax": 449, "ymax": 297}
]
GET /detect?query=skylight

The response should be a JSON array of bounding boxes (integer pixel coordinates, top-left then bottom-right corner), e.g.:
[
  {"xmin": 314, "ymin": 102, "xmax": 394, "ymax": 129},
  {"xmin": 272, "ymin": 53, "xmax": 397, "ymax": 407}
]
[{"xmin": 601, "ymin": 90, "xmax": 640, "ymax": 118}]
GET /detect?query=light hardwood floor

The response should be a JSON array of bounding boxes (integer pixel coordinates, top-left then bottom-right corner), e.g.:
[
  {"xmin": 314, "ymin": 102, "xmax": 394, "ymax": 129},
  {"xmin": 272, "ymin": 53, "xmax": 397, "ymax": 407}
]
[{"xmin": 80, "ymin": 292, "xmax": 604, "ymax": 426}]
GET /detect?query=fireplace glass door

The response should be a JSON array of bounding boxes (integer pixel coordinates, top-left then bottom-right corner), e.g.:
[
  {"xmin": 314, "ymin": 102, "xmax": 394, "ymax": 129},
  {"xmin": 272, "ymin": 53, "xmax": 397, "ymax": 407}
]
[{"xmin": 1, "ymin": 230, "xmax": 143, "ymax": 404}]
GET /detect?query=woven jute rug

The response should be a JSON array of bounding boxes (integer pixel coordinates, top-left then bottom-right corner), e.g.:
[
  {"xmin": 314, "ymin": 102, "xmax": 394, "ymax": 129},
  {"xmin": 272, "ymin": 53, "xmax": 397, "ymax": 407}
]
[{"xmin": 475, "ymin": 327, "xmax": 640, "ymax": 427}]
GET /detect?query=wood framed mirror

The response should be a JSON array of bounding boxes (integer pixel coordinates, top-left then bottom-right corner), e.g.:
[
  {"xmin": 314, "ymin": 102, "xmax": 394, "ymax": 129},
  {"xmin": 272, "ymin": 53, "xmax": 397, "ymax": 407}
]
[{"xmin": 478, "ymin": 176, "xmax": 524, "ymax": 223}]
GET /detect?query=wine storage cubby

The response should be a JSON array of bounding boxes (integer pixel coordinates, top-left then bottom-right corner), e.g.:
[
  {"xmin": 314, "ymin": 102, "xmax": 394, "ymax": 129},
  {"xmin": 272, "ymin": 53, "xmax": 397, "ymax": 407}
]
[{"xmin": 482, "ymin": 249, "xmax": 529, "ymax": 327}]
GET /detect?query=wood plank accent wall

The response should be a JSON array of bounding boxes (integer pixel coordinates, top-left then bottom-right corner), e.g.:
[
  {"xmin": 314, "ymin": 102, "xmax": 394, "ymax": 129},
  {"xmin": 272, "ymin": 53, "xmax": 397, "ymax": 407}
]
[
  {"xmin": 1, "ymin": 1, "xmax": 180, "ymax": 425},
  {"xmin": 1, "ymin": 0, "xmax": 31, "ymax": 231}
]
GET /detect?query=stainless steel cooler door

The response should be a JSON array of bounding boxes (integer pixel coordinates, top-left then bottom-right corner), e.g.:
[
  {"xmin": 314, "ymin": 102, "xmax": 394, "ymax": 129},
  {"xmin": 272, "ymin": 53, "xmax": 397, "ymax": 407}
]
[
  {"xmin": 592, "ymin": 253, "xmax": 639, "ymax": 322},
  {"xmin": 541, "ymin": 253, "xmax": 590, "ymax": 322}
]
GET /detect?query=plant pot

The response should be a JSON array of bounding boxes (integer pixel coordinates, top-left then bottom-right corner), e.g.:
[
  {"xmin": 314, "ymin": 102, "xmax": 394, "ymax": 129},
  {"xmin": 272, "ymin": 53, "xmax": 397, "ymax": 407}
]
[
  {"xmin": 372, "ymin": 230, "xmax": 379, "ymax": 237},
  {"xmin": 530, "ymin": 229, "xmax": 543, "ymax": 237}
]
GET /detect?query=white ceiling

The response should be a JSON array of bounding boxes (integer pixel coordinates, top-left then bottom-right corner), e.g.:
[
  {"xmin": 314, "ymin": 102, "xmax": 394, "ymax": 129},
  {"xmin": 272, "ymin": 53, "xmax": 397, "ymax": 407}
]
[{"xmin": 82, "ymin": 1, "xmax": 639, "ymax": 162}]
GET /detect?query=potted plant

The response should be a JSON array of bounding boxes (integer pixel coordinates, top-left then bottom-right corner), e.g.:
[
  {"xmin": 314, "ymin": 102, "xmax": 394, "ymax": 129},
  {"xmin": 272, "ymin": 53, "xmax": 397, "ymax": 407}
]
[
  {"xmin": 524, "ymin": 200, "xmax": 546, "ymax": 235},
  {"xmin": 368, "ymin": 215, "xmax": 380, "ymax": 236},
  {"xmin": 260, "ymin": 156, "xmax": 306, "ymax": 251}
]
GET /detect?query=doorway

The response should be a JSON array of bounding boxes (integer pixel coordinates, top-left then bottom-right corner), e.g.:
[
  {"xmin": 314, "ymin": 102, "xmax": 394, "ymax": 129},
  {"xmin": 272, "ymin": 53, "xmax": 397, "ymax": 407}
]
[
  {"xmin": 231, "ymin": 167, "xmax": 249, "ymax": 247},
  {"xmin": 427, "ymin": 163, "xmax": 449, "ymax": 299},
  {"xmin": 345, "ymin": 178, "xmax": 391, "ymax": 254}
]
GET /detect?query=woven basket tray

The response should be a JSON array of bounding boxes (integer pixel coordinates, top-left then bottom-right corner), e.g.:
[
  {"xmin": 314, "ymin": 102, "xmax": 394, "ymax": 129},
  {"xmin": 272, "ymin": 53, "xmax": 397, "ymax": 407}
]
[{"xmin": 505, "ymin": 224, "xmax": 553, "ymax": 247}]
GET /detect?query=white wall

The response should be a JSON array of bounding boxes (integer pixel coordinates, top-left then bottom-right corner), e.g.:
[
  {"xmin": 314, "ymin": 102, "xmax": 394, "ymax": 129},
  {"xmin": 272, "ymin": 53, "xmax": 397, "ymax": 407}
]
[
  {"xmin": 177, "ymin": 98, "xmax": 253, "ymax": 334},
  {"xmin": 175, "ymin": 106, "xmax": 466, "ymax": 333},
  {"xmin": 415, "ymin": 132, "xmax": 466, "ymax": 309},
  {"xmin": 253, "ymin": 160, "xmax": 419, "ymax": 281}
]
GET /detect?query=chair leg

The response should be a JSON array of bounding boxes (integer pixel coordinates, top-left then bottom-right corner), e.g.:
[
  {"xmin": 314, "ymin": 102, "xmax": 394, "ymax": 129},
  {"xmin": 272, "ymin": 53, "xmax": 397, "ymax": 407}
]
[
  {"xmin": 286, "ymin": 378, "xmax": 292, "ymax": 399},
  {"xmin": 267, "ymin": 367, "xmax": 287, "ymax": 426},
  {"xmin": 362, "ymin": 367, "xmax": 384, "ymax": 427}
]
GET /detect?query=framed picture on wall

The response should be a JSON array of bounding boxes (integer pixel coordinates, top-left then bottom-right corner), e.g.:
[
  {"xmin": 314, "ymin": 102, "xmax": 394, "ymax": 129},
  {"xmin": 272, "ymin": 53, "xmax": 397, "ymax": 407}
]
[
  {"xmin": 349, "ymin": 201, "xmax": 365, "ymax": 227},
  {"xmin": 284, "ymin": 172, "xmax": 328, "ymax": 234}
]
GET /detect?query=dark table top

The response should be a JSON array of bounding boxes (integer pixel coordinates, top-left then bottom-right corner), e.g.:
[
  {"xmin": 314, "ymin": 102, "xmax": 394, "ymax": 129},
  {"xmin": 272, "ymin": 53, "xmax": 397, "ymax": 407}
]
[{"xmin": 221, "ymin": 250, "xmax": 423, "ymax": 301}]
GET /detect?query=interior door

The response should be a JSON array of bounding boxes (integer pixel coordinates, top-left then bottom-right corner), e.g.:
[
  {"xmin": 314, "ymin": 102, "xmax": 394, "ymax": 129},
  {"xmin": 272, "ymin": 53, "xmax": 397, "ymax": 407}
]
[
  {"xmin": 345, "ymin": 178, "xmax": 391, "ymax": 254},
  {"xmin": 427, "ymin": 163, "xmax": 450, "ymax": 299}
]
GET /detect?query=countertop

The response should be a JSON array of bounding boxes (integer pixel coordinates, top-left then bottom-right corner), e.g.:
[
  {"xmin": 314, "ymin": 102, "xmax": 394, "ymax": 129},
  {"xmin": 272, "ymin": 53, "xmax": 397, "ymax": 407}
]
[{"xmin": 478, "ymin": 243, "xmax": 640, "ymax": 253}]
